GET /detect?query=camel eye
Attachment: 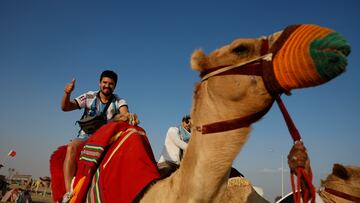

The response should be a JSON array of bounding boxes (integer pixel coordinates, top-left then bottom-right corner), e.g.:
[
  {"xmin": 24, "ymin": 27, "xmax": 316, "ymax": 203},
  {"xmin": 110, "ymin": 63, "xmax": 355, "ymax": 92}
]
[{"xmin": 232, "ymin": 45, "xmax": 249, "ymax": 54}]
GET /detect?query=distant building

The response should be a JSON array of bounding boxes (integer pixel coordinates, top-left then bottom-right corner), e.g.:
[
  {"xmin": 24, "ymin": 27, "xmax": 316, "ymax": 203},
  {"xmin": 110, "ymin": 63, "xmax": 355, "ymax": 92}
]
[{"xmin": 9, "ymin": 174, "xmax": 32, "ymax": 185}]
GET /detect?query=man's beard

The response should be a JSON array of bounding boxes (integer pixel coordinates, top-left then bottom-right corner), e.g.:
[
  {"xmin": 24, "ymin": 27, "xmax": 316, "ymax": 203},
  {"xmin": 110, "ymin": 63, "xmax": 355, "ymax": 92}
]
[{"xmin": 100, "ymin": 88, "xmax": 112, "ymax": 96}]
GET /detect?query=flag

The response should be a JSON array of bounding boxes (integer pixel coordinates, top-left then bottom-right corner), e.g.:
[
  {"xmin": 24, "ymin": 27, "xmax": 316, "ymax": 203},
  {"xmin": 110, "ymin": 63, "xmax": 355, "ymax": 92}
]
[{"xmin": 7, "ymin": 150, "xmax": 16, "ymax": 157}]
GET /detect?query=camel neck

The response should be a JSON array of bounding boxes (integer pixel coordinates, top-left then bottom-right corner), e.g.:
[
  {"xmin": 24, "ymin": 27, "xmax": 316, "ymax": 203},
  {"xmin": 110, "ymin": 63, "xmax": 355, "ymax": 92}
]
[{"xmin": 177, "ymin": 127, "xmax": 251, "ymax": 201}]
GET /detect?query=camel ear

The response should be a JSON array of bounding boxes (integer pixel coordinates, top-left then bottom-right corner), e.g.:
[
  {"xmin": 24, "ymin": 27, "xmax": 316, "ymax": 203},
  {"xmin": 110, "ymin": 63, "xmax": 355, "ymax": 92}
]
[
  {"xmin": 267, "ymin": 31, "xmax": 282, "ymax": 48},
  {"xmin": 332, "ymin": 163, "xmax": 350, "ymax": 180},
  {"xmin": 191, "ymin": 49, "xmax": 209, "ymax": 71}
]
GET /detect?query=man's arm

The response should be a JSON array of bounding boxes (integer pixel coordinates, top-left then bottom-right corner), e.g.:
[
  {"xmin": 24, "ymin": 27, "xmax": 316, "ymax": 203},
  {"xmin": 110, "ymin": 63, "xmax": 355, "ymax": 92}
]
[
  {"xmin": 168, "ymin": 127, "xmax": 188, "ymax": 150},
  {"xmin": 61, "ymin": 79, "xmax": 79, "ymax": 112}
]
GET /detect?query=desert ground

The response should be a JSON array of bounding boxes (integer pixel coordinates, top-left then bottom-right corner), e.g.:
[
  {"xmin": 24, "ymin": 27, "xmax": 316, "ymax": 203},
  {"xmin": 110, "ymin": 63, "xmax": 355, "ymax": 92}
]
[{"xmin": 2, "ymin": 183, "xmax": 52, "ymax": 203}]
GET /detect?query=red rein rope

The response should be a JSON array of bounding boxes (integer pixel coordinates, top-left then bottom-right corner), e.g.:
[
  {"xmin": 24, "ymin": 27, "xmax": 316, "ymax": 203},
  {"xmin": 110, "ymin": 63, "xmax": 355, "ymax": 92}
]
[{"xmin": 275, "ymin": 95, "xmax": 316, "ymax": 203}]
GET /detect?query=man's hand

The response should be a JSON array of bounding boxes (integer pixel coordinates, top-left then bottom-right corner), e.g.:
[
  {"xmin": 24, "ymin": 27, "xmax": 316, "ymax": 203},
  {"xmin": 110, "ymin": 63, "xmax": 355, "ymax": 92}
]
[
  {"xmin": 288, "ymin": 141, "xmax": 314, "ymax": 201},
  {"xmin": 287, "ymin": 141, "xmax": 309, "ymax": 173},
  {"xmin": 61, "ymin": 79, "xmax": 78, "ymax": 111},
  {"xmin": 64, "ymin": 79, "xmax": 76, "ymax": 94}
]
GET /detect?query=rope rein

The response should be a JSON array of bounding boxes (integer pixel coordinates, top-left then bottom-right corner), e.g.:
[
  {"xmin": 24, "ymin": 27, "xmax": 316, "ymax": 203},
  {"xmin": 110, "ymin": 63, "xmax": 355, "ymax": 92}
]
[{"xmin": 275, "ymin": 95, "xmax": 316, "ymax": 203}]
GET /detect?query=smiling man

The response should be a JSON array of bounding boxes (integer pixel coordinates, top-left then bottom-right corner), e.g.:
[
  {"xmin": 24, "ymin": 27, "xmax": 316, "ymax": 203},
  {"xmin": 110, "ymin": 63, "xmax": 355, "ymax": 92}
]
[{"xmin": 60, "ymin": 70, "xmax": 129, "ymax": 203}]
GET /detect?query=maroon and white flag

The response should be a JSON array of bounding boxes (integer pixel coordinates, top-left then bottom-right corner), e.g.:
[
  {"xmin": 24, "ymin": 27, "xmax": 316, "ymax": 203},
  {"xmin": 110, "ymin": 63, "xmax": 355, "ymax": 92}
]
[{"xmin": 7, "ymin": 150, "xmax": 16, "ymax": 157}]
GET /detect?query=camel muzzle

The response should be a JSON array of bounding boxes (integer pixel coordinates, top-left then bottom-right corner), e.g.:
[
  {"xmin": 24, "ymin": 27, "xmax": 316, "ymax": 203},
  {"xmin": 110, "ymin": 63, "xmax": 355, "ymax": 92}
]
[{"xmin": 271, "ymin": 24, "xmax": 351, "ymax": 93}]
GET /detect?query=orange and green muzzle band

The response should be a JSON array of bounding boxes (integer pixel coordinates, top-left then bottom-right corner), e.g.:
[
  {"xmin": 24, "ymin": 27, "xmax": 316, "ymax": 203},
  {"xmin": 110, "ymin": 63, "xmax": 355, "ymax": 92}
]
[{"xmin": 272, "ymin": 24, "xmax": 351, "ymax": 92}]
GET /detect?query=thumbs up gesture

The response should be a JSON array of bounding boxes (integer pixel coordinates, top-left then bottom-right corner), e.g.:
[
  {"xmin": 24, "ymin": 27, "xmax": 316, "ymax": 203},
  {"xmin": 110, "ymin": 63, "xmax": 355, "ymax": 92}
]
[{"xmin": 64, "ymin": 79, "xmax": 76, "ymax": 94}]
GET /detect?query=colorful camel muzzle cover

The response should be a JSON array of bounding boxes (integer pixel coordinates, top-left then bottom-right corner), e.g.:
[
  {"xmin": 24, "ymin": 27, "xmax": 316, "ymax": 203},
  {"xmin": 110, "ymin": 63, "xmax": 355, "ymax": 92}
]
[{"xmin": 272, "ymin": 24, "xmax": 351, "ymax": 93}]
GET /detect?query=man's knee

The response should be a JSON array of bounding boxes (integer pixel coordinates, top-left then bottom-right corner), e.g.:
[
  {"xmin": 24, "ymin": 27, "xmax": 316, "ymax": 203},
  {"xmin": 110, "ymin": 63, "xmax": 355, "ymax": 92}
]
[
  {"xmin": 66, "ymin": 140, "xmax": 82, "ymax": 155},
  {"xmin": 157, "ymin": 161, "xmax": 179, "ymax": 179}
]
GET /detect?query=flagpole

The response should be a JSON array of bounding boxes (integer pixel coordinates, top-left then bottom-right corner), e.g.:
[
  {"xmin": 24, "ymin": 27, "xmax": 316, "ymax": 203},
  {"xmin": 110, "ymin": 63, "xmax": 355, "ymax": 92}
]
[
  {"xmin": 1, "ymin": 153, "xmax": 9, "ymax": 165},
  {"xmin": 1, "ymin": 150, "xmax": 16, "ymax": 169},
  {"xmin": 281, "ymin": 154, "xmax": 284, "ymax": 197},
  {"xmin": 0, "ymin": 156, "xmax": 9, "ymax": 170}
]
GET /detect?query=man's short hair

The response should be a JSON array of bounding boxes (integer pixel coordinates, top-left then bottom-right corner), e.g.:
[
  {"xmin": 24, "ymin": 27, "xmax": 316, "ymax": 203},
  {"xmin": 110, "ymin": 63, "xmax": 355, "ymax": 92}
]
[
  {"xmin": 100, "ymin": 70, "xmax": 118, "ymax": 86},
  {"xmin": 182, "ymin": 115, "xmax": 191, "ymax": 124}
]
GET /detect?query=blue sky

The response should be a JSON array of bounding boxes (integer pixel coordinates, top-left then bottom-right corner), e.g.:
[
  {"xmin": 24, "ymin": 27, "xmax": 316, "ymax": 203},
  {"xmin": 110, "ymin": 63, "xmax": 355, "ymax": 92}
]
[{"xmin": 0, "ymin": 0, "xmax": 359, "ymax": 201}]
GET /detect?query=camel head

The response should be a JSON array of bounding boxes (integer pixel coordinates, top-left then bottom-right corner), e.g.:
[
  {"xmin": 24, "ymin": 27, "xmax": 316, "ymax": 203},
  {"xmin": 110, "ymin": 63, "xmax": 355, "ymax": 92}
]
[
  {"xmin": 319, "ymin": 163, "xmax": 360, "ymax": 202},
  {"xmin": 192, "ymin": 24, "xmax": 351, "ymax": 94},
  {"xmin": 190, "ymin": 24, "xmax": 351, "ymax": 133}
]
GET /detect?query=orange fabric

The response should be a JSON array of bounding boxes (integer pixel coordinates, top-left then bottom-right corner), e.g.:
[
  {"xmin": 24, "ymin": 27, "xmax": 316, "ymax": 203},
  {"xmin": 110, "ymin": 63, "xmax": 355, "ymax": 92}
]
[
  {"xmin": 273, "ymin": 24, "xmax": 334, "ymax": 92},
  {"xmin": 70, "ymin": 176, "xmax": 86, "ymax": 203},
  {"xmin": 50, "ymin": 143, "xmax": 85, "ymax": 202}
]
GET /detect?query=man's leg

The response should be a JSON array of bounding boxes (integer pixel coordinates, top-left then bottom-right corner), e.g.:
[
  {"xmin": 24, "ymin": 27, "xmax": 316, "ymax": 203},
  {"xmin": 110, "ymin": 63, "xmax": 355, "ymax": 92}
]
[
  {"xmin": 157, "ymin": 161, "xmax": 179, "ymax": 179},
  {"xmin": 63, "ymin": 139, "xmax": 83, "ymax": 198}
]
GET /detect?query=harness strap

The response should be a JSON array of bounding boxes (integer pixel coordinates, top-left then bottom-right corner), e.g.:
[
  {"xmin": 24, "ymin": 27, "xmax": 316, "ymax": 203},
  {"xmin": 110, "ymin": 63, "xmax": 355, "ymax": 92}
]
[
  {"xmin": 100, "ymin": 93, "xmax": 114, "ymax": 117},
  {"xmin": 200, "ymin": 38, "xmax": 271, "ymax": 81},
  {"xmin": 324, "ymin": 187, "xmax": 360, "ymax": 202},
  {"xmin": 77, "ymin": 93, "xmax": 114, "ymax": 131},
  {"xmin": 262, "ymin": 25, "xmax": 301, "ymax": 96},
  {"xmin": 197, "ymin": 106, "xmax": 272, "ymax": 134},
  {"xmin": 200, "ymin": 61, "xmax": 264, "ymax": 80},
  {"xmin": 270, "ymin": 25, "xmax": 301, "ymax": 55},
  {"xmin": 274, "ymin": 95, "xmax": 301, "ymax": 142},
  {"xmin": 85, "ymin": 93, "xmax": 114, "ymax": 118}
]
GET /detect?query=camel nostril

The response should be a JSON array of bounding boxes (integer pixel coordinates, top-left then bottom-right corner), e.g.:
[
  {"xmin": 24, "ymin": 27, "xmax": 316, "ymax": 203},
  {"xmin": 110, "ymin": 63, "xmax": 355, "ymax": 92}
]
[{"xmin": 341, "ymin": 47, "xmax": 351, "ymax": 56}]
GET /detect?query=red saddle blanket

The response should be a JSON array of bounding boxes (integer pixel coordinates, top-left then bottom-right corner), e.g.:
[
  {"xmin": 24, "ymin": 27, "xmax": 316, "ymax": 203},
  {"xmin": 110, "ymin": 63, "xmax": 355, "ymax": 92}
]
[{"xmin": 50, "ymin": 122, "xmax": 160, "ymax": 203}]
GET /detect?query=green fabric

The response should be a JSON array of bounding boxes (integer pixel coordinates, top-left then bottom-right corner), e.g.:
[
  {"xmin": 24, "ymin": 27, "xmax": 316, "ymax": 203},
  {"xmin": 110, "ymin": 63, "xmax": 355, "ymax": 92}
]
[{"xmin": 310, "ymin": 32, "xmax": 351, "ymax": 81}]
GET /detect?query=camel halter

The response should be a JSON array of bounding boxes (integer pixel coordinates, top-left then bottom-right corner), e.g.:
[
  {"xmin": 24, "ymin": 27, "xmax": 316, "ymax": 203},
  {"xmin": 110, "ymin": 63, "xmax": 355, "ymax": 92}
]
[
  {"xmin": 320, "ymin": 187, "xmax": 360, "ymax": 202},
  {"xmin": 198, "ymin": 38, "xmax": 273, "ymax": 134},
  {"xmin": 198, "ymin": 30, "xmax": 316, "ymax": 203},
  {"xmin": 198, "ymin": 36, "xmax": 279, "ymax": 134}
]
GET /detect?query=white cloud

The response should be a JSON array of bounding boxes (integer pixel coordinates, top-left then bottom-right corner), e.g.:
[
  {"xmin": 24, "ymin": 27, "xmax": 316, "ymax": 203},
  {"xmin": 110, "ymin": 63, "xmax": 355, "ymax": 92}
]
[{"xmin": 259, "ymin": 168, "xmax": 289, "ymax": 173}]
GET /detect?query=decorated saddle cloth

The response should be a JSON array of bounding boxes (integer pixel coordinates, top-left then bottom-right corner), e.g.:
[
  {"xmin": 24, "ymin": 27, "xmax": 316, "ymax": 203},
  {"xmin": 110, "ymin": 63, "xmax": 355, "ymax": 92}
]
[{"xmin": 71, "ymin": 121, "xmax": 160, "ymax": 203}]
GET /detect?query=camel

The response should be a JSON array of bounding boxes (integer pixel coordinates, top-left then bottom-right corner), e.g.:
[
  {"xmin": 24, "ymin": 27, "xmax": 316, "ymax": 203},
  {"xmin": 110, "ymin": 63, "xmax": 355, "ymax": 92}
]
[
  {"xmin": 32, "ymin": 176, "xmax": 51, "ymax": 196},
  {"xmin": 50, "ymin": 24, "xmax": 351, "ymax": 203},
  {"xmin": 318, "ymin": 163, "xmax": 360, "ymax": 203}
]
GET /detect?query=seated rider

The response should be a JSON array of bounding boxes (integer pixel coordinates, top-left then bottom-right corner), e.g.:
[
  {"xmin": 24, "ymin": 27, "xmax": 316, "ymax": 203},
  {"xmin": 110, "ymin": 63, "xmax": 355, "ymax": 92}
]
[
  {"xmin": 60, "ymin": 70, "xmax": 129, "ymax": 203},
  {"xmin": 157, "ymin": 115, "xmax": 191, "ymax": 179}
]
